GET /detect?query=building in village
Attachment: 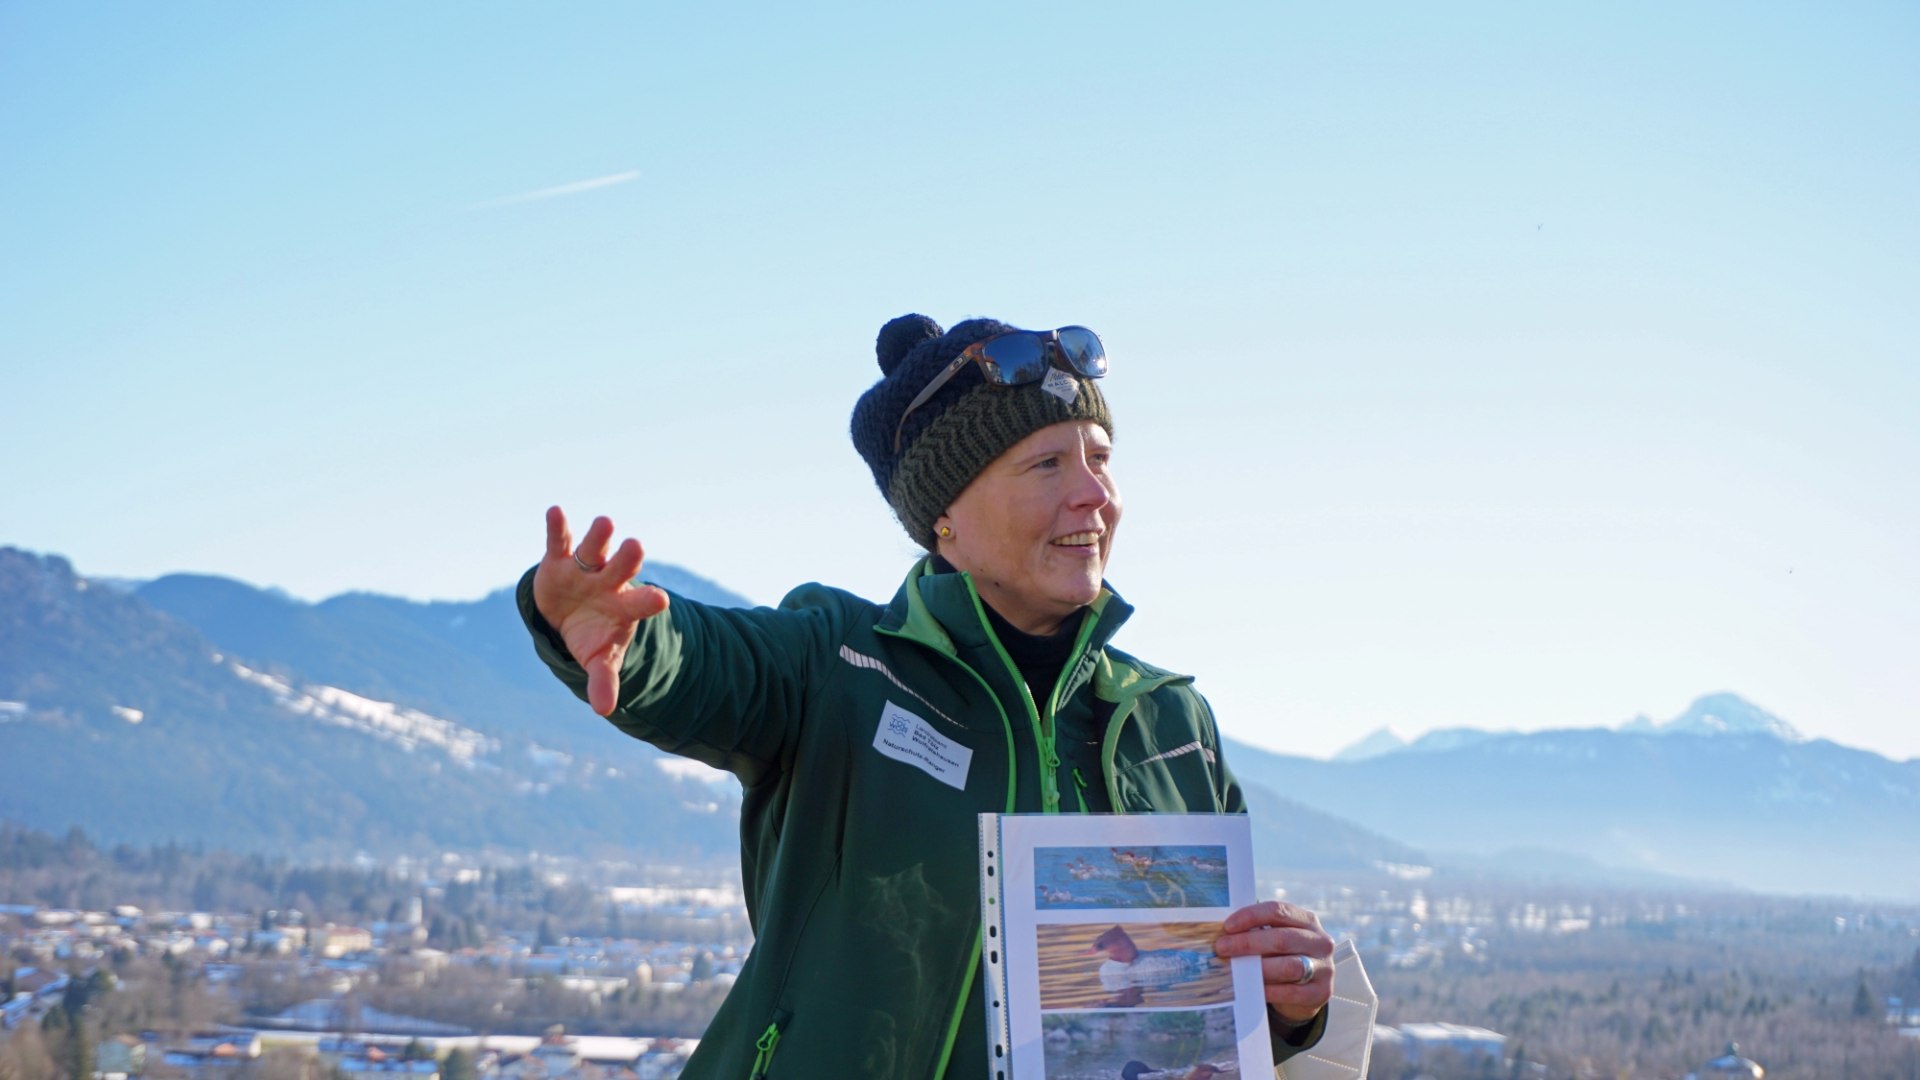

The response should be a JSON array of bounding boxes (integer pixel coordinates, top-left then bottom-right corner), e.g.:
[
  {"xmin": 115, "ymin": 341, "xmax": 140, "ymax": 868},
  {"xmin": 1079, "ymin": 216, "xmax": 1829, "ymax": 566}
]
[
  {"xmin": 312, "ymin": 925, "xmax": 375, "ymax": 959},
  {"xmin": 1694, "ymin": 1041, "xmax": 1765, "ymax": 1079},
  {"xmin": 160, "ymin": 1031, "xmax": 263, "ymax": 1074},
  {"xmin": 1374, "ymin": 1021, "xmax": 1508, "ymax": 1066}
]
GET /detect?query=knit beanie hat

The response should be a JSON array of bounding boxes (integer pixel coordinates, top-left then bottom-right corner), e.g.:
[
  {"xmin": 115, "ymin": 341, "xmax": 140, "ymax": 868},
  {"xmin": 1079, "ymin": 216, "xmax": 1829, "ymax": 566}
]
[{"xmin": 850, "ymin": 313, "xmax": 1113, "ymax": 550}]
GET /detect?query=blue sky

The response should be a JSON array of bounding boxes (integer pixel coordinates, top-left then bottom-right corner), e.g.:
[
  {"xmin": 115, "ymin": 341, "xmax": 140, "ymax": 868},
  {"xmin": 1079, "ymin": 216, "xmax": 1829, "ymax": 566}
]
[{"xmin": 4, "ymin": 3, "xmax": 1916, "ymax": 762}]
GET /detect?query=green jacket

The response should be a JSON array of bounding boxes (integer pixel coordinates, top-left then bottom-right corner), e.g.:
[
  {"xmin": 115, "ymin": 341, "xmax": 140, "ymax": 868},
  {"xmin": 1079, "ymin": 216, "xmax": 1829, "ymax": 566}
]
[{"xmin": 520, "ymin": 560, "xmax": 1263, "ymax": 1078}]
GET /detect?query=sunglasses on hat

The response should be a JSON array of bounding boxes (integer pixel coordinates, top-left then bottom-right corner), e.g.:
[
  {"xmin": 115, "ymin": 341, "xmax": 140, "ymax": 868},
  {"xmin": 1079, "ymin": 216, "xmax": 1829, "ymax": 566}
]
[{"xmin": 893, "ymin": 326, "xmax": 1108, "ymax": 453}]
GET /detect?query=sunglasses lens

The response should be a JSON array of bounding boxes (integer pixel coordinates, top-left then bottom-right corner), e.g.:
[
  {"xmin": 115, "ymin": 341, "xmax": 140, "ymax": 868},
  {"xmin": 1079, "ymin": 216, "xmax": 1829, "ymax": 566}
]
[
  {"xmin": 1055, "ymin": 326, "xmax": 1108, "ymax": 377},
  {"xmin": 977, "ymin": 333, "xmax": 1052, "ymax": 384}
]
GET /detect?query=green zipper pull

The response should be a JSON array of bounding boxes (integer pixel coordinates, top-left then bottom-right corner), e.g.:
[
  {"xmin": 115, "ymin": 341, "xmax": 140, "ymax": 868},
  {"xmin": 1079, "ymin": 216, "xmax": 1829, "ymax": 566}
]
[
  {"xmin": 1040, "ymin": 742, "xmax": 1063, "ymax": 811},
  {"xmin": 748, "ymin": 1013, "xmax": 787, "ymax": 1079},
  {"xmin": 1073, "ymin": 768, "xmax": 1091, "ymax": 814}
]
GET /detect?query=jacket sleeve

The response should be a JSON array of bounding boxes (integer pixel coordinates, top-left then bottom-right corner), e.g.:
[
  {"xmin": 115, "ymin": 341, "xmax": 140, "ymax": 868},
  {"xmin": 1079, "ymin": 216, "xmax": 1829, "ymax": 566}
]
[{"xmin": 516, "ymin": 567, "xmax": 846, "ymax": 785}]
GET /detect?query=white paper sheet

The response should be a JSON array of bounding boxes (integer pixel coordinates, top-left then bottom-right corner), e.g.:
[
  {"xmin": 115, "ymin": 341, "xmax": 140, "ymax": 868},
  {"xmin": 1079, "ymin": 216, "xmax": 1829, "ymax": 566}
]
[{"xmin": 980, "ymin": 813, "xmax": 1277, "ymax": 1080}]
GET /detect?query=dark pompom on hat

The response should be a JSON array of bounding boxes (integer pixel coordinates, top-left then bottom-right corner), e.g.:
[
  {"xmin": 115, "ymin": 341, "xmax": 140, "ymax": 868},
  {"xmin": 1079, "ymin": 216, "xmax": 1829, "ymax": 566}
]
[{"xmin": 851, "ymin": 313, "xmax": 1112, "ymax": 550}]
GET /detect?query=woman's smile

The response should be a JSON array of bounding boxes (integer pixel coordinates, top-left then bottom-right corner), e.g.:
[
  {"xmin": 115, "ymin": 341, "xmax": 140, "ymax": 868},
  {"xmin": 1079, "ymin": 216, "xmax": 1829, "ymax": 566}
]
[{"xmin": 937, "ymin": 420, "xmax": 1121, "ymax": 636}]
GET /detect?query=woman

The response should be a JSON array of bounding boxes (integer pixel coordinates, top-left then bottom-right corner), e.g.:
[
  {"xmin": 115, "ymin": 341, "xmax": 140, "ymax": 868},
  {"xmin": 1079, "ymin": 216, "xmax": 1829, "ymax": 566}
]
[{"xmin": 520, "ymin": 314, "xmax": 1337, "ymax": 1078}]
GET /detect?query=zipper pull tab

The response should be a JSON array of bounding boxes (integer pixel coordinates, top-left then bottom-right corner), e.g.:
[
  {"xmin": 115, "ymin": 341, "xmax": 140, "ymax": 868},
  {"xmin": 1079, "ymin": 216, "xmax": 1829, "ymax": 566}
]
[{"xmin": 748, "ymin": 1011, "xmax": 788, "ymax": 1079}]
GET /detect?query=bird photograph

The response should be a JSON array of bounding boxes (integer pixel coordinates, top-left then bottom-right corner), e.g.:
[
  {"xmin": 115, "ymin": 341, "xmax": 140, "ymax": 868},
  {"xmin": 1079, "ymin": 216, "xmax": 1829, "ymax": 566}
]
[
  {"xmin": 1032, "ymin": 845, "xmax": 1233, "ymax": 910},
  {"xmin": 1039, "ymin": 1009, "xmax": 1241, "ymax": 1079},
  {"xmin": 1035, "ymin": 921, "xmax": 1234, "ymax": 1010}
]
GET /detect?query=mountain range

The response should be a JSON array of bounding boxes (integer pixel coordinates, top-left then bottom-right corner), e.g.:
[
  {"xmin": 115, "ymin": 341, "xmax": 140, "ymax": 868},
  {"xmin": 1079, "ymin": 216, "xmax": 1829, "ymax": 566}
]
[
  {"xmin": 1231, "ymin": 707, "xmax": 1919, "ymax": 899},
  {"xmin": 3, "ymin": 544, "xmax": 1913, "ymax": 900},
  {"xmin": 0, "ymin": 547, "xmax": 1412, "ymax": 878},
  {"xmin": 0, "ymin": 548, "xmax": 742, "ymax": 863},
  {"xmin": 1329, "ymin": 693, "xmax": 1808, "ymax": 760}
]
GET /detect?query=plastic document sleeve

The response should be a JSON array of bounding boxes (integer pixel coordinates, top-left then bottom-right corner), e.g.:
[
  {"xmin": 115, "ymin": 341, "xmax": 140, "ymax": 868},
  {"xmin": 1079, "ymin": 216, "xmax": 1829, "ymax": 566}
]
[
  {"xmin": 978, "ymin": 812, "xmax": 1272, "ymax": 1079},
  {"xmin": 978, "ymin": 812, "xmax": 1377, "ymax": 1080}
]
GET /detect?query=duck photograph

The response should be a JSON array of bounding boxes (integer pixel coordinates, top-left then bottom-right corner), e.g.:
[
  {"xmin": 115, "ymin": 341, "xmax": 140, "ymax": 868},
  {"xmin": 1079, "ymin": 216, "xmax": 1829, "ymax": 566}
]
[
  {"xmin": 1040, "ymin": 1008, "xmax": 1241, "ymax": 1080},
  {"xmin": 1036, "ymin": 922, "xmax": 1235, "ymax": 1011},
  {"xmin": 1034, "ymin": 845, "xmax": 1234, "ymax": 910}
]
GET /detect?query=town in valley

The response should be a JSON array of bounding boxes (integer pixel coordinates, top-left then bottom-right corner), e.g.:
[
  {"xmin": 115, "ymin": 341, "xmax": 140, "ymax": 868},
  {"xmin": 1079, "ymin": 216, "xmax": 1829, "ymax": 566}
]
[{"xmin": 4, "ymin": 828, "xmax": 1917, "ymax": 1080}]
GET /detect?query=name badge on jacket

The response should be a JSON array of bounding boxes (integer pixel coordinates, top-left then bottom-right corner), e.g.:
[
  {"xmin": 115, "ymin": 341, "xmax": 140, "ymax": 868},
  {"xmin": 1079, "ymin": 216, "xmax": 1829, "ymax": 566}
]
[{"xmin": 872, "ymin": 700, "xmax": 973, "ymax": 791}]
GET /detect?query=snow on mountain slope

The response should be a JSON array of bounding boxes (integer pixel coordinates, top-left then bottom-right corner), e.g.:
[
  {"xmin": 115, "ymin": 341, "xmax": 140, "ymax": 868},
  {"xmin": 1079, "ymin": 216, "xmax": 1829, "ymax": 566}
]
[{"xmin": 229, "ymin": 661, "xmax": 499, "ymax": 763}]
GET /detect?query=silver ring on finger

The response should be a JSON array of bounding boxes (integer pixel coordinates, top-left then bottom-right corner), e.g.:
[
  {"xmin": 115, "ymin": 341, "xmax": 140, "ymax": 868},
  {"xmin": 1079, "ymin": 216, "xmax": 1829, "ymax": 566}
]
[
  {"xmin": 573, "ymin": 549, "xmax": 605, "ymax": 573},
  {"xmin": 1295, "ymin": 955, "xmax": 1318, "ymax": 985}
]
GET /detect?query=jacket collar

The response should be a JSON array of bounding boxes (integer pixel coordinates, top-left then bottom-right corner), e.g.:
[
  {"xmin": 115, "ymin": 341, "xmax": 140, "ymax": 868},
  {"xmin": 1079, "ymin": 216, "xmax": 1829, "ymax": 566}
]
[{"xmin": 878, "ymin": 557, "xmax": 1135, "ymax": 668}]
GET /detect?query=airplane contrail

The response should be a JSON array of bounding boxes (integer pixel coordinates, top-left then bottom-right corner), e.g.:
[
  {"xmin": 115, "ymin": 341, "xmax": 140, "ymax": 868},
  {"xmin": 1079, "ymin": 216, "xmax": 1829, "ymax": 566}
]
[{"xmin": 470, "ymin": 169, "xmax": 641, "ymax": 210}]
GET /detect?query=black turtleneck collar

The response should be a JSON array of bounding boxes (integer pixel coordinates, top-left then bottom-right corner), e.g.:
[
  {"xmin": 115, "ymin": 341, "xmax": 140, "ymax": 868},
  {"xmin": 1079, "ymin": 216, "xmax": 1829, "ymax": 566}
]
[{"xmin": 930, "ymin": 554, "xmax": 1085, "ymax": 705}]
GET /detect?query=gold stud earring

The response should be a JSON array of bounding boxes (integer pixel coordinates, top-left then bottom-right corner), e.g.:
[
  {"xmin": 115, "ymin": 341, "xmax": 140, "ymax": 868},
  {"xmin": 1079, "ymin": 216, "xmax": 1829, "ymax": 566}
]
[{"xmin": 938, "ymin": 525, "xmax": 953, "ymax": 539}]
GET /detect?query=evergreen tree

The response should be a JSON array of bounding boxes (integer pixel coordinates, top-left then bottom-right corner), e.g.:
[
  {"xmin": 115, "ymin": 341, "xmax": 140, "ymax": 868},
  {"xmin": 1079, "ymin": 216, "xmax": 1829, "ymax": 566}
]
[
  {"xmin": 441, "ymin": 1050, "xmax": 475, "ymax": 1080},
  {"xmin": 1854, "ymin": 976, "xmax": 1878, "ymax": 1019},
  {"xmin": 40, "ymin": 1008, "xmax": 91, "ymax": 1080},
  {"xmin": 65, "ymin": 1019, "xmax": 92, "ymax": 1080},
  {"xmin": 1900, "ymin": 947, "xmax": 1920, "ymax": 998}
]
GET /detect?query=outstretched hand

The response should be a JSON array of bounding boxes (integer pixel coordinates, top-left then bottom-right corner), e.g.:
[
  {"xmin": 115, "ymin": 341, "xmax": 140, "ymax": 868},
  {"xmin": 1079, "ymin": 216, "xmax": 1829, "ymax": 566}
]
[{"xmin": 533, "ymin": 506, "xmax": 671, "ymax": 716}]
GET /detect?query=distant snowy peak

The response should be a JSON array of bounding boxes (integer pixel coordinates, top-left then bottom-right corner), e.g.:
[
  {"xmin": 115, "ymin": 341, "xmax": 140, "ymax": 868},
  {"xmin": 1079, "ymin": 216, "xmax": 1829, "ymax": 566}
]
[
  {"xmin": 1331, "ymin": 727, "xmax": 1407, "ymax": 762},
  {"xmin": 1332, "ymin": 692, "xmax": 1800, "ymax": 761},
  {"xmin": 1332, "ymin": 726, "xmax": 1505, "ymax": 760},
  {"xmin": 1402, "ymin": 727, "xmax": 1504, "ymax": 755},
  {"xmin": 1620, "ymin": 692, "xmax": 1804, "ymax": 742}
]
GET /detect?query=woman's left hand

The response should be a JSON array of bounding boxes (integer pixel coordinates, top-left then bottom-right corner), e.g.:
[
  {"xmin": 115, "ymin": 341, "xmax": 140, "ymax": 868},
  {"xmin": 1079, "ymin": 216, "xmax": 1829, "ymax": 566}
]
[{"xmin": 1214, "ymin": 900, "xmax": 1335, "ymax": 1025}]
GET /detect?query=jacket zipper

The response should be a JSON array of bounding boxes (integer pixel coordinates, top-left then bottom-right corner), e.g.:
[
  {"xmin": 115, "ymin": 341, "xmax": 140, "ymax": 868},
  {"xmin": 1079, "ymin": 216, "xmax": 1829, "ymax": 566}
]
[
  {"xmin": 1041, "ymin": 611, "xmax": 1101, "ymax": 813},
  {"xmin": 965, "ymin": 588, "xmax": 1101, "ymax": 814},
  {"xmin": 746, "ymin": 1008, "xmax": 790, "ymax": 1079}
]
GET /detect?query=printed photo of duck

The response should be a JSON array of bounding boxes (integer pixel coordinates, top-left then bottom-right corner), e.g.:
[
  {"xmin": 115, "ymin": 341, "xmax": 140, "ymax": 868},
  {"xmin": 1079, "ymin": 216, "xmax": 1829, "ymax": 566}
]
[
  {"xmin": 1034, "ymin": 921, "xmax": 1234, "ymax": 1011},
  {"xmin": 1038, "ymin": 884, "xmax": 1078, "ymax": 904},
  {"xmin": 1032, "ymin": 844, "xmax": 1232, "ymax": 910},
  {"xmin": 1040, "ymin": 1008, "xmax": 1242, "ymax": 1080},
  {"xmin": 1087, "ymin": 925, "xmax": 1222, "ymax": 991},
  {"xmin": 1066, "ymin": 856, "xmax": 1105, "ymax": 881}
]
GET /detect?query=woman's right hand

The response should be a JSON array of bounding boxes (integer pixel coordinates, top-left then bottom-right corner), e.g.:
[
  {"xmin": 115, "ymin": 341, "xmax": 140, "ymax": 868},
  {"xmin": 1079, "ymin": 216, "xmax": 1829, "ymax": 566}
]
[{"xmin": 534, "ymin": 505, "xmax": 671, "ymax": 717}]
